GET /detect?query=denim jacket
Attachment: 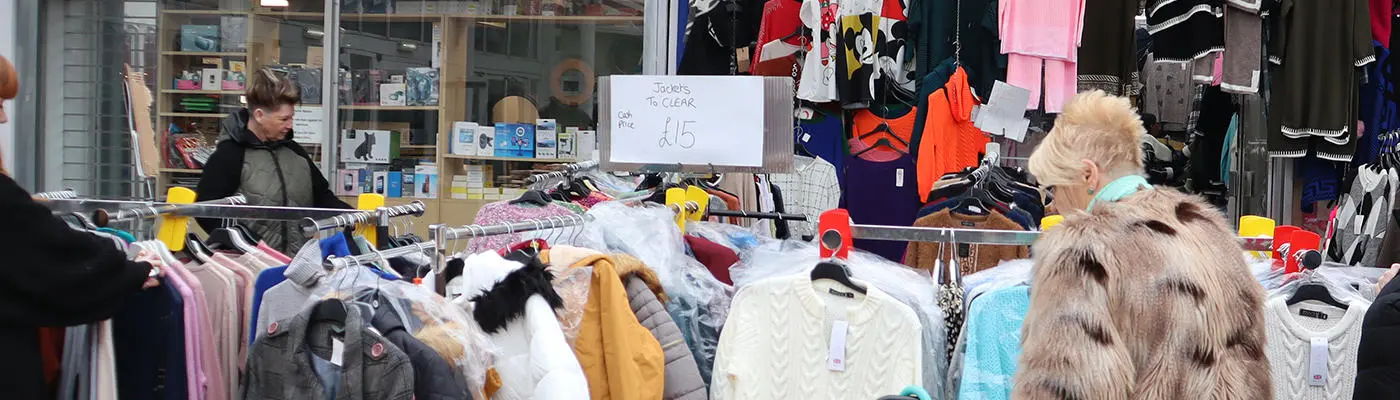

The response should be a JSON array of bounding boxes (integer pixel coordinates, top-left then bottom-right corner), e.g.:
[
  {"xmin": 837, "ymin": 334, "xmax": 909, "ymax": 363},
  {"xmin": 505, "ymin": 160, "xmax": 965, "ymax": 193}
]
[{"xmin": 243, "ymin": 300, "xmax": 415, "ymax": 400}]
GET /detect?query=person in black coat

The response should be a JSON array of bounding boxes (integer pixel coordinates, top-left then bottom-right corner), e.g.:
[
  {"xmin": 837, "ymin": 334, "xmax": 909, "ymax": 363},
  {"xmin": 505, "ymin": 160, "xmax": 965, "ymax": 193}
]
[
  {"xmin": 0, "ymin": 56, "xmax": 159, "ymax": 400},
  {"xmin": 1356, "ymin": 264, "xmax": 1400, "ymax": 397}
]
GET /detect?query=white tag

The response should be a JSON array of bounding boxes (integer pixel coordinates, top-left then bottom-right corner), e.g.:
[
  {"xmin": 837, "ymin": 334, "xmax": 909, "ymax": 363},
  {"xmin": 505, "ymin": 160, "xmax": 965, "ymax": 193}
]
[
  {"xmin": 827, "ymin": 320, "xmax": 849, "ymax": 371},
  {"xmin": 1308, "ymin": 337, "xmax": 1328, "ymax": 387},
  {"xmin": 802, "ymin": 133, "xmax": 812, "ymax": 142},
  {"xmin": 895, "ymin": 169, "xmax": 905, "ymax": 187},
  {"xmin": 331, "ymin": 338, "xmax": 345, "ymax": 367},
  {"xmin": 1355, "ymin": 215, "xmax": 1365, "ymax": 235}
]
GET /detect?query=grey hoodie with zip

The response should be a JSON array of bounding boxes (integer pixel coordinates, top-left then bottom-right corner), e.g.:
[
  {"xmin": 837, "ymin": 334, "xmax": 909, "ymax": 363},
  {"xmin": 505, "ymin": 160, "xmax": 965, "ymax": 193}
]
[{"xmin": 195, "ymin": 109, "xmax": 350, "ymax": 253}]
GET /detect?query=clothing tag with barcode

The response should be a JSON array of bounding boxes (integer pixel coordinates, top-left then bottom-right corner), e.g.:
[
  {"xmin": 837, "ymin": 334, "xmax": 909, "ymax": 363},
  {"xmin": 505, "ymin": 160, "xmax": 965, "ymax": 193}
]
[
  {"xmin": 1308, "ymin": 337, "xmax": 1328, "ymax": 387},
  {"xmin": 828, "ymin": 320, "xmax": 849, "ymax": 371},
  {"xmin": 895, "ymin": 169, "xmax": 905, "ymax": 187},
  {"xmin": 331, "ymin": 338, "xmax": 345, "ymax": 367},
  {"xmin": 802, "ymin": 133, "xmax": 812, "ymax": 142}
]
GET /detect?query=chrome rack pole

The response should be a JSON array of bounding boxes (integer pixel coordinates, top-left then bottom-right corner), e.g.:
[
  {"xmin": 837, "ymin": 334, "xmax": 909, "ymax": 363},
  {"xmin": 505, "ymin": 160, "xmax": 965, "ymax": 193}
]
[
  {"xmin": 849, "ymin": 224, "xmax": 1275, "ymax": 251},
  {"xmin": 326, "ymin": 240, "xmax": 438, "ymax": 271},
  {"xmin": 33, "ymin": 189, "xmax": 78, "ymax": 200},
  {"xmin": 707, "ymin": 209, "xmax": 808, "ymax": 221},
  {"xmin": 430, "ymin": 214, "xmax": 592, "ymax": 295},
  {"xmin": 299, "ymin": 200, "xmax": 427, "ymax": 237},
  {"xmin": 97, "ymin": 194, "xmax": 248, "ymax": 226}
]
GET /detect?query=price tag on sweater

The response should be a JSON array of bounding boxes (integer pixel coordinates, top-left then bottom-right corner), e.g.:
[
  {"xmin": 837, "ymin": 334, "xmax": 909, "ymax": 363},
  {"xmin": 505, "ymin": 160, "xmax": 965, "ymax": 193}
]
[
  {"xmin": 1309, "ymin": 337, "xmax": 1328, "ymax": 387},
  {"xmin": 895, "ymin": 169, "xmax": 905, "ymax": 187},
  {"xmin": 828, "ymin": 320, "xmax": 849, "ymax": 371},
  {"xmin": 331, "ymin": 338, "xmax": 345, "ymax": 367}
]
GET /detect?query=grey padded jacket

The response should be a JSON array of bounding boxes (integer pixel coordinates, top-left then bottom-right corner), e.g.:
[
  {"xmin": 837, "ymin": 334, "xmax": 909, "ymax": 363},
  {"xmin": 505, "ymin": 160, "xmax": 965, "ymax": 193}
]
[
  {"xmin": 613, "ymin": 254, "xmax": 708, "ymax": 399},
  {"xmin": 196, "ymin": 109, "xmax": 349, "ymax": 253},
  {"xmin": 244, "ymin": 300, "xmax": 415, "ymax": 400}
]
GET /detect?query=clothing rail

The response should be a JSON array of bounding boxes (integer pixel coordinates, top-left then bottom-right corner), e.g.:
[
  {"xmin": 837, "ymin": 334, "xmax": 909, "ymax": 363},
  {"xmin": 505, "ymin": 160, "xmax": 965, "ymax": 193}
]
[
  {"xmin": 33, "ymin": 189, "xmax": 78, "ymax": 200},
  {"xmin": 431, "ymin": 213, "xmax": 591, "ymax": 244},
  {"xmin": 849, "ymin": 223, "xmax": 1275, "ymax": 252},
  {"xmin": 525, "ymin": 160, "xmax": 600, "ymax": 184},
  {"xmin": 299, "ymin": 201, "xmax": 427, "ymax": 236},
  {"xmin": 708, "ymin": 209, "xmax": 808, "ymax": 221},
  {"xmin": 325, "ymin": 241, "xmax": 438, "ymax": 271},
  {"xmin": 44, "ymin": 198, "xmax": 371, "ymax": 224},
  {"xmin": 94, "ymin": 195, "xmax": 248, "ymax": 226}
]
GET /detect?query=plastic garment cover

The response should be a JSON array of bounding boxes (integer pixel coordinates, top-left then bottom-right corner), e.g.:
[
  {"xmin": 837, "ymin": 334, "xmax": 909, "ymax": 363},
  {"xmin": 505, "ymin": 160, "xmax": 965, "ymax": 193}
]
[
  {"xmin": 573, "ymin": 201, "xmax": 734, "ymax": 384},
  {"xmin": 307, "ymin": 266, "xmax": 496, "ymax": 399},
  {"xmin": 956, "ymin": 285, "xmax": 1030, "ymax": 400},
  {"xmin": 688, "ymin": 221, "xmax": 771, "ymax": 253},
  {"xmin": 1266, "ymin": 263, "xmax": 1381, "ymax": 305},
  {"xmin": 577, "ymin": 170, "xmax": 641, "ymax": 197},
  {"xmin": 961, "ymin": 259, "xmax": 1032, "ymax": 309},
  {"xmin": 1252, "ymin": 260, "xmax": 1285, "ymax": 290},
  {"xmin": 731, "ymin": 240, "xmax": 948, "ymax": 396}
]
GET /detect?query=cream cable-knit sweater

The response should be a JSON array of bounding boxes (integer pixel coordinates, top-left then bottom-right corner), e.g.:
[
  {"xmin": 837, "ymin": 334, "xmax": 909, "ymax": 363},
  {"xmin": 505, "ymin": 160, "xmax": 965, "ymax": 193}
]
[
  {"xmin": 712, "ymin": 276, "xmax": 923, "ymax": 399},
  {"xmin": 1264, "ymin": 297, "xmax": 1370, "ymax": 400}
]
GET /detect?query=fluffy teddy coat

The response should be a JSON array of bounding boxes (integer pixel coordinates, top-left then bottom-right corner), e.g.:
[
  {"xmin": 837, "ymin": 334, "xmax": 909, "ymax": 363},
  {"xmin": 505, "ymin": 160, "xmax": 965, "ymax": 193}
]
[{"xmin": 1013, "ymin": 188, "xmax": 1273, "ymax": 399}]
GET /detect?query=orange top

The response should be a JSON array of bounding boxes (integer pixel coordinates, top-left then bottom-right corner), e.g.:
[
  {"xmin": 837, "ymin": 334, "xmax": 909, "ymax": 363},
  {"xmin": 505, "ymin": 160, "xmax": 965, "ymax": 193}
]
[
  {"xmin": 917, "ymin": 67, "xmax": 985, "ymax": 203},
  {"xmin": 850, "ymin": 106, "xmax": 919, "ymax": 162}
]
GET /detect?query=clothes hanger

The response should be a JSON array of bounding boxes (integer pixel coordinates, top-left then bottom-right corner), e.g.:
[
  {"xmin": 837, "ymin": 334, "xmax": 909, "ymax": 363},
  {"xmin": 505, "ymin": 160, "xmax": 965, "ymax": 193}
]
[
  {"xmin": 1285, "ymin": 250, "xmax": 1350, "ymax": 310},
  {"xmin": 184, "ymin": 233, "xmax": 214, "ymax": 261},
  {"xmin": 811, "ymin": 227, "xmax": 867, "ymax": 295},
  {"xmin": 510, "ymin": 190, "xmax": 553, "ymax": 206},
  {"xmin": 310, "ymin": 297, "xmax": 349, "ymax": 327}
]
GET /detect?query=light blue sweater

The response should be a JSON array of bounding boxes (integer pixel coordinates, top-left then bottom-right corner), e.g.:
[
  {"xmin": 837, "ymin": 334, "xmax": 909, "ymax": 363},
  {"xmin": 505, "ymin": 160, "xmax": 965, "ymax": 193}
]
[{"xmin": 957, "ymin": 285, "xmax": 1030, "ymax": 400}]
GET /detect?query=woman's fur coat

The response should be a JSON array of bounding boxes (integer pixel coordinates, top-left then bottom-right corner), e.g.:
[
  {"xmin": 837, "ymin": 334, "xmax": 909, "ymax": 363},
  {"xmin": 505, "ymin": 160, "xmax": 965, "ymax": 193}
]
[{"xmin": 1013, "ymin": 188, "xmax": 1273, "ymax": 399}]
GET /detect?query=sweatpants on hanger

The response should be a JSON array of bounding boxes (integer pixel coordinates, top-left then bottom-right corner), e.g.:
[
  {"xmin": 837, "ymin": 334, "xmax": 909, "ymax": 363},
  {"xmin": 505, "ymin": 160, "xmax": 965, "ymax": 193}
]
[{"xmin": 1006, "ymin": 54, "xmax": 1076, "ymax": 113}]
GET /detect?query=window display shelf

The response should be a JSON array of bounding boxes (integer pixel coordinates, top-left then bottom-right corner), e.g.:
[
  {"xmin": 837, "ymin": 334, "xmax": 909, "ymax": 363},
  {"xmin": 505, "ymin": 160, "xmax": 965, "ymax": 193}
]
[
  {"xmin": 340, "ymin": 105, "xmax": 441, "ymax": 111},
  {"xmin": 161, "ymin": 51, "xmax": 247, "ymax": 57},
  {"xmin": 162, "ymin": 89, "xmax": 244, "ymax": 95},
  {"xmin": 159, "ymin": 112, "xmax": 229, "ymax": 118},
  {"xmin": 443, "ymin": 154, "xmax": 579, "ymax": 163}
]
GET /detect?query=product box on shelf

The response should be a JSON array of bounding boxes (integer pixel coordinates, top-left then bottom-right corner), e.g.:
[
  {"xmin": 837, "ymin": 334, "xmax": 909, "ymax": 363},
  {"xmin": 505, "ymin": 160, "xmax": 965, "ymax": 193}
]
[
  {"xmin": 201, "ymin": 68, "xmax": 222, "ymax": 90},
  {"xmin": 464, "ymin": 164, "xmax": 494, "ymax": 187},
  {"xmin": 295, "ymin": 68, "xmax": 323, "ymax": 104},
  {"xmin": 387, "ymin": 171, "xmax": 404, "ymax": 197},
  {"xmin": 220, "ymin": 17, "xmax": 247, "ymax": 52},
  {"xmin": 180, "ymin": 25, "xmax": 220, "ymax": 52},
  {"xmin": 380, "ymin": 83, "xmax": 407, "ymax": 106},
  {"xmin": 223, "ymin": 61, "xmax": 246, "ymax": 91},
  {"xmin": 535, "ymin": 119, "xmax": 558, "ymax": 159},
  {"xmin": 451, "ymin": 122, "xmax": 479, "ymax": 156},
  {"xmin": 402, "ymin": 170, "xmax": 416, "ymax": 198},
  {"xmin": 494, "ymin": 123, "xmax": 535, "ymax": 158},
  {"xmin": 476, "ymin": 125, "xmax": 496, "ymax": 156},
  {"xmin": 339, "ymin": 129, "xmax": 401, "ymax": 164},
  {"xmin": 358, "ymin": 167, "xmax": 375, "ymax": 193},
  {"xmin": 336, "ymin": 169, "xmax": 361, "ymax": 196},
  {"xmin": 175, "ymin": 69, "xmax": 203, "ymax": 90},
  {"xmin": 414, "ymin": 164, "xmax": 439, "ymax": 198},
  {"xmin": 559, "ymin": 127, "xmax": 577, "ymax": 158},
  {"xmin": 373, "ymin": 171, "xmax": 389, "ymax": 195},
  {"xmin": 577, "ymin": 129, "xmax": 597, "ymax": 160},
  {"xmin": 406, "ymin": 68, "xmax": 439, "ymax": 106}
]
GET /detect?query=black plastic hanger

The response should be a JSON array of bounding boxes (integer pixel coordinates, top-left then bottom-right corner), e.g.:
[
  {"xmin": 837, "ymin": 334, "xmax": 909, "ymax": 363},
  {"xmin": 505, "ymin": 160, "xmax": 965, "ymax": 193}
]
[
  {"xmin": 852, "ymin": 137, "xmax": 909, "ymax": 157},
  {"xmin": 184, "ymin": 233, "xmax": 213, "ymax": 260},
  {"xmin": 206, "ymin": 227, "xmax": 254, "ymax": 254},
  {"xmin": 811, "ymin": 260, "xmax": 867, "ymax": 295},
  {"xmin": 510, "ymin": 190, "xmax": 553, "ymax": 206},
  {"xmin": 1286, "ymin": 250, "xmax": 1350, "ymax": 310}
]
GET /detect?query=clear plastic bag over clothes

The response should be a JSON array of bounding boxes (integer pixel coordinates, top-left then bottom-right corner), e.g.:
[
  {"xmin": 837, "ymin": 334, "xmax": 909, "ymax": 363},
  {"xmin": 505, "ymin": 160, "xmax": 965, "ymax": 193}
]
[
  {"xmin": 731, "ymin": 240, "xmax": 948, "ymax": 396},
  {"xmin": 574, "ymin": 201, "xmax": 734, "ymax": 382},
  {"xmin": 961, "ymin": 259, "xmax": 1032, "ymax": 308},
  {"xmin": 307, "ymin": 266, "xmax": 496, "ymax": 399},
  {"xmin": 688, "ymin": 220, "xmax": 773, "ymax": 253},
  {"xmin": 1266, "ymin": 263, "xmax": 1381, "ymax": 305}
]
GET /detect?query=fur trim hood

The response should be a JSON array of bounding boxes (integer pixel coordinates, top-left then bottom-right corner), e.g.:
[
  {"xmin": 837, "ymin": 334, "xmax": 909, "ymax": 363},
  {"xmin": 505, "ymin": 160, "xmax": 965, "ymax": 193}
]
[
  {"xmin": 459, "ymin": 252, "xmax": 564, "ymax": 334},
  {"xmin": 610, "ymin": 253, "xmax": 670, "ymax": 304},
  {"xmin": 1013, "ymin": 187, "xmax": 1272, "ymax": 399}
]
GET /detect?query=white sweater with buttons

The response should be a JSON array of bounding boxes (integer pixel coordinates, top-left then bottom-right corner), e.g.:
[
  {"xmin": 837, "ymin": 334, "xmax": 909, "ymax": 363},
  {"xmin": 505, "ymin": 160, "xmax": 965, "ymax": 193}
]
[
  {"xmin": 711, "ymin": 276, "xmax": 923, "ymax": 399},
  {"xmin": 1264, "ymin": 297, "xmax": 1370, "ymax": 400}
]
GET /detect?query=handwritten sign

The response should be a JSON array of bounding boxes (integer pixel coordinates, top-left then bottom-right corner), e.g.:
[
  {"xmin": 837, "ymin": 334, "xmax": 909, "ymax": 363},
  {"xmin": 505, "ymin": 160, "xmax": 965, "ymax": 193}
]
[
  {"xmin": 606, "ymin": 75, "xmax": 766, "ymax": 167},
  {"xmin": 293, "ymin": 105, "xmax": 325, "ymax": 144}
]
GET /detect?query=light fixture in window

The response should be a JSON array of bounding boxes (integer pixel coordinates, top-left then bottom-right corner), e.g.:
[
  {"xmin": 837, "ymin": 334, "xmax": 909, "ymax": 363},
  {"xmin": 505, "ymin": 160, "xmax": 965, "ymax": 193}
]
[{"xmin": 261, "ymin": 0, "xmax": 290, "ymax": 7}]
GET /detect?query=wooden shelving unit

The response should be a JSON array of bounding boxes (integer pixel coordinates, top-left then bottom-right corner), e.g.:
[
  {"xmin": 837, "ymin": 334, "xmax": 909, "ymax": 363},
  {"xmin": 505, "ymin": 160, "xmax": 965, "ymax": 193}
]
[{"xmin": 156, "ymin": 1, "xmax": 629, "ymax": 229}]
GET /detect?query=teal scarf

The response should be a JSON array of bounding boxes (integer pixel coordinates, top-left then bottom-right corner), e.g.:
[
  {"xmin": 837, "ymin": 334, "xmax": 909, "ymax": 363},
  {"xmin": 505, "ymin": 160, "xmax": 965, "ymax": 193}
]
[{"xmin": 1086, "ymin": 175, "xmax": 1151, "ymax": 212}]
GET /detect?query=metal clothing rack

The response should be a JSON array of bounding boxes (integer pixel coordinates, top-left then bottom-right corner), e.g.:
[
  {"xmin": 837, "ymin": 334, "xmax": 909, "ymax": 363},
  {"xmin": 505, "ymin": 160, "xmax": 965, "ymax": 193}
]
[
  {"xmin": 848, "ymin": 223, "xmax": 1275, "ymax": 252},
  {"xmin": 325, "ymin": 241, "xmax": 438, "ymax": 271},
  {"xmin": 708, "ymin": 209, "xmax": 808, "ymax": 221},
  {"xmin": 33, "ymin": 189, "xmax": 78, "ymax": 200},
  {"xmin": 526, "ymin": 160, "xmax": 601, "ymax": 185},
  {"xmin": 299, "ymin": 201, "xmax": 428, "ymax": 237},
  {"xmin": 94, "ymin": 195, "xmax": 248, "ymax": 226}
]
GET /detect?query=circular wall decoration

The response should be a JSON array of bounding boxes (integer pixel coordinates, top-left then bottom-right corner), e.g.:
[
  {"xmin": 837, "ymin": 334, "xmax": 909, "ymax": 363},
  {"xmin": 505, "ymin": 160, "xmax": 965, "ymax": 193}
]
[{"xmin": 551, "ymin": 58, "xmax": 595, "ymax": 106}]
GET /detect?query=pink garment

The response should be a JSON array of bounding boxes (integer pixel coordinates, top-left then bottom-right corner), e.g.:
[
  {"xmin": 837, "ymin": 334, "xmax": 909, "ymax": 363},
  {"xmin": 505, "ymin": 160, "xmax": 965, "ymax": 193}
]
[
  {"xmin": 162, "ymin": 261, "xmax": 210, "ymax": 400},
  {"xmin": 188, "ymin": 260, "xmax": 238, "ymax": 400},
  {"xmin": 1007, "ymin": 54, "xmax": 1077, "ymax": 112},
  {"xmin": 256, "ymin": 242, "xmax": 292, "ymax": 264},
  {"xmin": 212, "ymin": 254, "xmax": 256, "ymax": 376},
  {"xmin": 174, "ymin": 261, "xmax": 228, "ymax": 400},
  {"xmin": 999, "ymin": 0, "xmax": 1084, "ymax": 61}
]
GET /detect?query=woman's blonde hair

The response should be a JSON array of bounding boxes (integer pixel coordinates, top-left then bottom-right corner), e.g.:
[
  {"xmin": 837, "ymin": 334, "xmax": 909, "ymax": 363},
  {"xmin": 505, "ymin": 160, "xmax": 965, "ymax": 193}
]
[
  {"xmin": 1027, "ymin": 90, "xmax": 1145, "ymax": 187},
  {"xmin": 246, "ymin": 68, "xmax": 300, "ymax": 110}
]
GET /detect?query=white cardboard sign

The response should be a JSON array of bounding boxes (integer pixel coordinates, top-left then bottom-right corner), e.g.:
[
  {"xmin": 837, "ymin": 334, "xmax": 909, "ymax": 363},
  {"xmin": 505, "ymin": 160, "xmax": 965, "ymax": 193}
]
[
  {"xmin": 292, "ymin": 105, "xmax": 325, "ymax": 144},
  {"xmin": 606, "ymin": 75, "xmax": 766, "ymax": 167}
]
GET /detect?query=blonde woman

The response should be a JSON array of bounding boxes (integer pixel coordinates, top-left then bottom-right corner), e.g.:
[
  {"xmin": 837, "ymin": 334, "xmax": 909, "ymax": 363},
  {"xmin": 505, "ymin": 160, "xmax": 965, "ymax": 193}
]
[
  {"xmin": 1012, "ymin": 91, "xmax": 1272, "ymax": 398},
  {"xmin": 0, "ymin": 56, "xmax": 159, "ymax": 400},
  {"xmin": 195, "ymin": 68, "xmax": 349, "ymax": 252}
]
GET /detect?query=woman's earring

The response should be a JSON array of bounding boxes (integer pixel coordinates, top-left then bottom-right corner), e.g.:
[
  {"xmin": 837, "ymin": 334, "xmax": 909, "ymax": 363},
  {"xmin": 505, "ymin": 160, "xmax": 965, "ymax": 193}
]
[{"xmin": 1088, "ymin": 188, "xmax": 1096, "ymax": 195}]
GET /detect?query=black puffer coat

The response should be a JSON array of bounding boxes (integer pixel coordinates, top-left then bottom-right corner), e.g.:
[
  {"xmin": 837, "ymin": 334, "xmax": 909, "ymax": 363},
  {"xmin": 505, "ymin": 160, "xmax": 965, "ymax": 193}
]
[{"xmin": 1355, "ymin": 274, "xmax": 1400, "ymax": 398}]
